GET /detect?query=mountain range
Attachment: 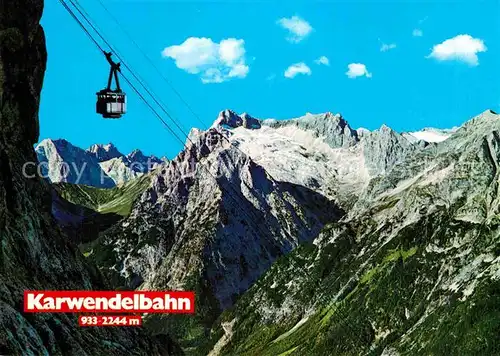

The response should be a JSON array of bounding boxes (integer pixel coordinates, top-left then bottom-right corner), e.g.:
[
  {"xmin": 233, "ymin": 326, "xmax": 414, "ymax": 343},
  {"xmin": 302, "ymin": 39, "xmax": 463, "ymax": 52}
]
[
  {"xmin": 38, "ymin": 110, "xmax": 454, "ymax": 197},
  {"xmin": 35, "ymin": 139, "xmax": 165, "ymax": 188},
  {"xmin": 43, "ymin": 107, "xmax": 500, "ymax": 356}
]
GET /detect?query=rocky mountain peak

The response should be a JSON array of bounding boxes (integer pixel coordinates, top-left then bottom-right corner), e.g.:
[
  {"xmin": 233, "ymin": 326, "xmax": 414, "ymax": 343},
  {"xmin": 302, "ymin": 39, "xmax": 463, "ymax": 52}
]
[
  {"xmin": 379, "ymin": 123, "xmax": 392, "ymax": 132},
  {"xmin": 127, "ymin": 148, "xmax": 146, "ymax": 161},
  {"xmin": 39, "ymin": 137, "xmax": 71, "ymax": 149},
  {"xmin": 36, "ymin": 138, "xmax": 79, "ymax": 159},
  {"xmin": 461, "ymin": 108, "xmax": 499, "ymax": 130},
  {"xmin": 324, "ymin": 111, "xmax": 343, "ymax": 121},
  {"xmin": 359, "ymin": 122, "xmax": 418, "ymax": 176},
  {"xmin": 262, "ymin": 112, "xmax": 359, "ymax": 149},
  {"xmin": 213, "ymin": 109, "xmax": 262, "ymax": 129},
  {"xmin": 213, "ymin": 109, "xmax": 239, "ymax": 128},
  {"xmin": 356, "ymin": 127, "xmax": 370, "ymax": 137},
  {"xmin": 87, "ymin": 142, "xmax": 123, "ymax": 162}
]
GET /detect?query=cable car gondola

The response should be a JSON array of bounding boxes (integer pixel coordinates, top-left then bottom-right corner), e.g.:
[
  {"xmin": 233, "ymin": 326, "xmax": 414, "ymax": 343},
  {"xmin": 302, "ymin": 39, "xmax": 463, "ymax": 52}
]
[{"xmin": 96, "ymin": 52, "xmax": 126, "ymax": 119}]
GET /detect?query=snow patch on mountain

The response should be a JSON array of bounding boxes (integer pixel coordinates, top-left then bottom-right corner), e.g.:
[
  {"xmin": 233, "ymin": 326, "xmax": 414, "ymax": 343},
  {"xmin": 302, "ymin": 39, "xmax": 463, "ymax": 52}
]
[
  {"xmin": 87, "ymin": 143, "xmax": 123, "ymax": 162},
  {"xmin": 403, "ymin": 127, "xmax": 457, "ymax": 143}
]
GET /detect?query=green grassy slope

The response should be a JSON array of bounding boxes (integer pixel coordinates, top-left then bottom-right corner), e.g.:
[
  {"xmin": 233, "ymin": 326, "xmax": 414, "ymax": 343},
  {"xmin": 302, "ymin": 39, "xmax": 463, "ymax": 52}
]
[{"xmin": 54, "ymin": 174, "xmax": 151, "ymax": 217}]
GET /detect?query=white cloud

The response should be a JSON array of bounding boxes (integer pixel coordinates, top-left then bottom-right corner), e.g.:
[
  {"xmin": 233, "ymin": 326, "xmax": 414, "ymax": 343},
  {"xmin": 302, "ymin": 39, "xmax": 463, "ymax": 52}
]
[
  {"xmin": 427, "ymin": 34, "xmax": 487, "ymax": 66},
  {"xmin": 162, "ymin": 37, "xmax": 249, "ymax": 83},
  {"xmin": 380, "ymin": 43, "xmax": 397, "ymax": 52},
  {"xmin": 412, "ymin": 29, "xmax": 423, "ymax": 37},
  {"xmin": 277, "ymin": 16, "xmax": 313, "ymax": 43},
  {"xmin": 314, "ymin": 56, "xmax": 330, "ymax": 66},
  {"xmin": 346, "ymin": 63, "xmax": 372, "ymax": 79},
  {"xmin": 284, "ymin": 62, "xmax": 311, "ymax": 78}
]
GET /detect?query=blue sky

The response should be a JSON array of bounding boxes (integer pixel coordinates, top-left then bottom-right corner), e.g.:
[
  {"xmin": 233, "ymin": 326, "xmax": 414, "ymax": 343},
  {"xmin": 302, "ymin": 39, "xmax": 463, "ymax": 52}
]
[{"xmin": 40, "ymin": 0, "xmax": 499, "ymax": 158}]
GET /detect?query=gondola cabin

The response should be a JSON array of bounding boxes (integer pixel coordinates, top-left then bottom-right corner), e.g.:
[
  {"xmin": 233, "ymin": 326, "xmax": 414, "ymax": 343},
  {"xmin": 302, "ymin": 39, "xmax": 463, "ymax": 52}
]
[
  {"xmin": 97, "ymin": 51, "xmax": 126, "ymax": 119},
  {"xmin": 96, "ymin": 90, "xmax": 126, "ymax": 119}
]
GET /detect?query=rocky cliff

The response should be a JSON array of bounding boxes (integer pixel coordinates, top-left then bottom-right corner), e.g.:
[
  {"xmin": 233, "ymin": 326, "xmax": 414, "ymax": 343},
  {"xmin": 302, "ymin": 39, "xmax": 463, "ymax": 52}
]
[{"xmin": 0, "ymin": 1, "xmax": 178, "ymax": 354}]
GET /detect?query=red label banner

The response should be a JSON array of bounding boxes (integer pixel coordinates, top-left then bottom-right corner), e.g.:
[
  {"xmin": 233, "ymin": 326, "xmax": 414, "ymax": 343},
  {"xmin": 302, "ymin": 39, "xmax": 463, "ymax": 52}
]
[{"xmin": 24, "ymin": 291, "xmax": 195, "ymax": 314}]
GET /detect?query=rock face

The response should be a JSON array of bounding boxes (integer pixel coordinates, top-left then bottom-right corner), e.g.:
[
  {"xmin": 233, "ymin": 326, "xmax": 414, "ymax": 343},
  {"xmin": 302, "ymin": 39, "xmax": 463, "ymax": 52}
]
[
  {"xmin": 0, "ymin": 1, "xmax": 177, "ymax": 354},
  {"xmin": 35, "ymin": 139, "xmax": 162, "ymax": 186},
  {"xmin": 87, "ymin": 142, "xmax": 123, "ymax": 161},
  {"xmin": 206, "ymin": 110, "xmax": 500, "ymax": 356},
  {"xmin": 213, "ymin": 109, "xmax": 261, "ymax": 130},
  {"xmin": 263, "ymin": 112, "xmax": 359, "ymax": 149},
  {"xmin": 359, "ymin": 124, "xmax": 419, "ymax": 176}
]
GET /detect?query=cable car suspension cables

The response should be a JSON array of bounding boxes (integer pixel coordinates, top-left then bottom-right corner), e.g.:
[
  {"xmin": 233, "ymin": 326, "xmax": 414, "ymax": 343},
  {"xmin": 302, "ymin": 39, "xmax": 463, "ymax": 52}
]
[
  {"xmin": 68, "ymin": 0, "xmax": 190, "ymax": 137},
  {"xmin": 58, "ymin": 0, "xmax": 185, "ymax": 147},
  {"xmin": 95, "ymin": 0, "xmax": 208, "ymax": 131},
  {"xmin": 58, "ymin": 0, "xmax": 104, "ymax": 53}
]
